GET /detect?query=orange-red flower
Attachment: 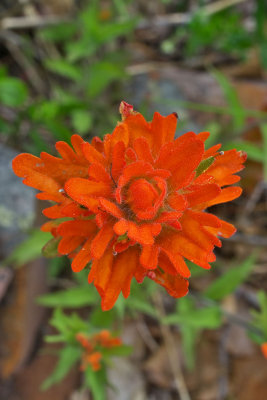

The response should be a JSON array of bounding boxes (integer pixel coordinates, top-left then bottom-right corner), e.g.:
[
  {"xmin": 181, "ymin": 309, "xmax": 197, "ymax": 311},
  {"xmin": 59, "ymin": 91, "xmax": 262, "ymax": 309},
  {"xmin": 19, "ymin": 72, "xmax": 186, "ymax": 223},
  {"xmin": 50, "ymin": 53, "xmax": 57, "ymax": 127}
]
[
  {"xmin": 261, "ymin": 343, "xmax": 267, "ymax": 359},
  {"xmin": 76, "ymin": 330, "xmax": 122, "ymax": 371},
  {"xmin": 12, "ymin": 102, "xmax": 246, "ymax": 310}
]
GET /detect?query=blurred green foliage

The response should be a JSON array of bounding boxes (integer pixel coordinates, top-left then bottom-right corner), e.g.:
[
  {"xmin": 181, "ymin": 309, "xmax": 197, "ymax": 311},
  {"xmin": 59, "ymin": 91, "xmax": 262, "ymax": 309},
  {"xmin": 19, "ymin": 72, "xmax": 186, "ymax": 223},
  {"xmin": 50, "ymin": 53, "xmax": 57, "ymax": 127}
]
[
  {"xmin": 163, "ymin": 254, "xmax": 258, "ymax": 369},
  {"xmin": 0, "ymin": 74, "xmax": 28, "ymax": 107},
  {"xmin": 0, "ymin": 1, "xmax": 136, "ymax": 153},
  {"xmin": 42, "ymin": 308, "xmax": 131, "ymax": 399},
  {"xmin": 161, "ymin": 0, "xmax": 267, "ymax": 70},
  {"xmin": 250, "ymin": 291, "xmax": 267, "ymax": 344},
  {"xmin": 162, "ymin": 10, "xmax": 252, "ymax": 59},
  {"xmin": 204, "ymin": 253, "xmax": 257, "ymax": 301},
  {"xmin": 5, "ymin": 230, "xmax": 52, "ymax": 267},
  {"xmin": 38, "ymin": 286, "xmax": 98, "ymax": 308},
  {"xmin": 163, "ymin": 296, "xmax": 222, "ymax": 369}
]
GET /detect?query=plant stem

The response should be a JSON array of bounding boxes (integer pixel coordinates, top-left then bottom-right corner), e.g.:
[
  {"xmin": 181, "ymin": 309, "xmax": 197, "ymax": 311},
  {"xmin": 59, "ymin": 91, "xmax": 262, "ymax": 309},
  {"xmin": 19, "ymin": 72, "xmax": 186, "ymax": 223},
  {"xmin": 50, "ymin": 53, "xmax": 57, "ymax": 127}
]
[
  {"xmin": 261, "ymin": 123, "xmax": 267, "ymax": 183},
  {"xmin": 153, "ymin": 292, "xmax": 192, "ymax": 400}
]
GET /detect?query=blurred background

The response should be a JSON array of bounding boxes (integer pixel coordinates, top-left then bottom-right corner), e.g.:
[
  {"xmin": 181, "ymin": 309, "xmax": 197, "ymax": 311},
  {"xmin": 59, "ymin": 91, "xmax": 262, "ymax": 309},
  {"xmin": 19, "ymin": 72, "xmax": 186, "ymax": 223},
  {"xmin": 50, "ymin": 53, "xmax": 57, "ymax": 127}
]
[{"xmin": 0, "ymin": 0, "xmax": 267, "ymax": 399}]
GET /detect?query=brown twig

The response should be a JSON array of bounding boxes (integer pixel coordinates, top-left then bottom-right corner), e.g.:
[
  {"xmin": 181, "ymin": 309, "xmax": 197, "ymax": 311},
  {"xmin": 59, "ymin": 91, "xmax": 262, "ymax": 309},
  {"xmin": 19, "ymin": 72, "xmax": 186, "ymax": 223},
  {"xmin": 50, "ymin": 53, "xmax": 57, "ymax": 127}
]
[
  {"xmin": 203, "ymin": 0, "xmax": 245, "ymax": 16},
  {"xmin": 0, "ymin": 30, "xmax": 46, "ymax": 94},
  {"xmin": 153, "ymin": 292, "xmax": 191, "ymax": 400},
  {"xmin": 126, "ymin": 62, "xmax": 160, "ymax": 76},
  {"xmin": 0, "ymin": 0, "xmax": 32, "ymax": 19},
  {"xmin": 223, "ymin": 233, "xmax": 267, "ymax": 247},
  {"xmin": 243, "ymin": 181, "xmax": 267, "ymax": 215},
  {"xmin": 138, "ymin": 0, "xmax": 246, "ymax": 29},
  {"xmin": 235, "ymin": 287, "xmax": 259, "ymax": 309},
  {"xmin": 1, "ymin": 0, "xmax": 245, "ymax": 31},
  {"xmin": 218, "ymin": 326, "xmax": 230, "ymax": 400},
  {"xmin": 136, "ymin": 317, "xmax": 159, "ymax": 353},
  {"xmin": 0, "ymin": 15, "xmax": 70, "ymax": 30}
]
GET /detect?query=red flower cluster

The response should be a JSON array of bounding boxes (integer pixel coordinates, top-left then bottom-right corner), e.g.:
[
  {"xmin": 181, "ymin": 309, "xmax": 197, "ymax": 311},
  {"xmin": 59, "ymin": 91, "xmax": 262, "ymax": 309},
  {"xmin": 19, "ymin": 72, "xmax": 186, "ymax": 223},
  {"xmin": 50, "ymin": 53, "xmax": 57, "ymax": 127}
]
[
  {"xmin": 13, "ymin": 102, "xmax": 246, "ymax": 310},
  {"xmin": 261, "ymin": 343, "xmax": 267, "ymax": 359},
  {"xmin": 76, "ymin": 330, "xmax": 122, "ymax": 371}
]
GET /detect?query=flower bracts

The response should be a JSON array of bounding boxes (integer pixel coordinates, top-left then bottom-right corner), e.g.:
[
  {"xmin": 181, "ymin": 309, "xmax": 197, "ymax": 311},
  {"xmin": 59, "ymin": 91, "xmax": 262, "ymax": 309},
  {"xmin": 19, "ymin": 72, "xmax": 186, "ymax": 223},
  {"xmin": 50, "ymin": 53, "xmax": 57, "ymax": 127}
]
[
  {"xmin": 13, "ymin": 102, "xmax": 246, "ymax": 310},
  {"xmin": 76, "ymin": 330, "xmax": 122, "ymax": 371}
]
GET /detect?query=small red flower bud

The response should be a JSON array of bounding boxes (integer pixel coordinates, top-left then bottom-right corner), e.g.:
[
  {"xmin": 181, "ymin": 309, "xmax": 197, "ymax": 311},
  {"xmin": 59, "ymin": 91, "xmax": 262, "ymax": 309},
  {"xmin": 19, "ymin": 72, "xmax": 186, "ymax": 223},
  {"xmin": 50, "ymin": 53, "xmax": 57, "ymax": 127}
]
[{"xmin": 119, "ymin": 101, "xmax": 134, "ymax": 120}]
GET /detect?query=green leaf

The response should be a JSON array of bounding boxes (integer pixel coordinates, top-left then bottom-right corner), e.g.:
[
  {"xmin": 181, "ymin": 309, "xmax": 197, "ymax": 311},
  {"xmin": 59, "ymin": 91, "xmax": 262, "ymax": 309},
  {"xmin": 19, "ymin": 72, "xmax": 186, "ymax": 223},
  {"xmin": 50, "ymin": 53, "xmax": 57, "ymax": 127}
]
[
  {"xmin": 212, "ymin": 69, "xmax": 246, "ymax": 131},
  {"xmin": 28, "ymin": 129, "xmax": 50, "ymax": 153},
  {"xmin": 192, "ymin": 307, "xmax": 222, "ymax": 328},
  {"xmin": 114, "ymin": 294, "xmax": 126, "ymax": 319},
  {"xmin": 73, "ymin": 268, "xmax": 92, "ymax": 285},
  {"xmin": 45, "ymin": 334, "xmax": 65, "ymax": 343},
  {"xmin": 261, "ymin": 123, "xmax": 267, "ymax": 182},
  {"xmin": 98, "ymin": 20, "xmax": 136, "ymax": 43},
  {"xmin": 80, "ymin": 3, "xmax": 135, "ymax": 43},
  {"xmin": 45, "ymin": 120, "xmax": 72, "ymax": 142},
  {"xmin": 258, "ymin": 292, "xmax": 267, "ymax": 322},
  {"xmin": 41, "ymin": 346, "xmax": 81, "ymax": 390},
  {"xmin": 126, "ymin": 297, "xmax": 156, "ymax": 317},
  {"xmin": 254, "ymin": 291, "xmax": 267, "ymax": 335},
  {"xmin": 117, "ymin": 233, "xmax": 128, "ymax": 242},
  {"xmin": 205, "ymin": 253, "xmax": 257, "ymax": 301},
  {"xmin": 30, "ymin": 101, "xmax": 60, "ymax": 122},
  {"xmin": 53, "ymin": 88, "xmax": 83, "ymax": 108},
  {"xmin": 66, "ymin": 39, "xmax": 97, "ymax": 62},
  {"xmin": 248, "ymin": 330, "xmax": 264, "ymax": 345},
  {"xmin": 71, "ymin": 109, "xmax": 92, "ymax": 134},
  {"xmin": 171, "ymin": 297, "xmax": 222, "ymax": 328},
  {"xmin": 102, "ymin": 345, "xmax": 132, "ymax": 358},
  {"xmin": 196, "ymin": 156, "xmax": 215, "ymax": 177},
  {"xmin": 0, "ymin": 118, "xmax": 12, "ymax": 136},
  {"xmin": 163, "ymin": 306, "xmax": 222, "ymax": 329},
  {"xmin": 165, "ymin": 297, "xmax": 222, "ymax": 370},
  {"xmin": 255, "ymin": 0, "xmax": 266, "ymax": 41},
  {"xmin": 48, "ymin": 257, "xmax": 66, "ymax": 278},
  {"xmin": 0, "ymin": 77, "xmax": 28, "ymax": 107},
  {"xmin": 260, "ymin": 40, "xmax": 267, "ymax": 70},
  {"xmin": 84, "ymin": 366, "xmax": 107, "ymax": 400},
  {"xmin": 113, "ymin": 0, "xmax": 131, "ymax": 15},
  {"xmin": 42, "ymin": 237, "xmax": 60, "ymax": 258},
  {"xmin": 249, "ymin": 290, "xmax": 267, "ymax": 343},
  {"xmin": 90, "ymin": 308, "xmax": 116, "ymax": 328},
  {"xmin": 225, "ymin": 141, "xmax": 264, "ymax": 162},
  {"xmin": 39, "ymin": 22, "xmax": 77, "ymax": 42},
  {"xmin": 189, "ymin": 260, "xmax": 210, "ymax": 277},
  {"xmin": 0, "ymin": 66, "xmax": 7, "ymax": 78},
  {"xmin": 6, "ymin": 230, "xmax": 52, "ymax": 267},
  {"xmin": 181, "ymin": 325, "xmax": 198, "ymax": 370},
  {"xmin": 47, "ymin": 309, "xmax": 87, "ymax": 338},
  {"xmin": 80, "ymin": 2, "xmax": 99, "ymax": 33},
  {"xmin": 45, "ymin": 59, "xmax": 82, "ymax": 81},
  {"xmin": 38, "ymin": 286, "xmax": 97, "ymax": 308},
  {"xmin": 86, "ymin": 61, "xmax": 124, "ymax": 97},
  {"xmin": 203, "ymin": 122, "xmax": 221, "ymax": 148}
]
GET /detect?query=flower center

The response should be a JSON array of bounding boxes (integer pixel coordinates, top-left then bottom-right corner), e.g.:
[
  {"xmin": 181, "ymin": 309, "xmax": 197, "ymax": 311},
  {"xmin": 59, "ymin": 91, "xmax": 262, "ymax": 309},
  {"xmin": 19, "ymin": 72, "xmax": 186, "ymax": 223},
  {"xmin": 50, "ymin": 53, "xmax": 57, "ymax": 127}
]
[
  {"xmin": 128, "ymin": 178, "xmax": 158, "ymax": 209},
  {"xmin": 127, "ymin": 178, "xmax": 159, "ymax": 218}
]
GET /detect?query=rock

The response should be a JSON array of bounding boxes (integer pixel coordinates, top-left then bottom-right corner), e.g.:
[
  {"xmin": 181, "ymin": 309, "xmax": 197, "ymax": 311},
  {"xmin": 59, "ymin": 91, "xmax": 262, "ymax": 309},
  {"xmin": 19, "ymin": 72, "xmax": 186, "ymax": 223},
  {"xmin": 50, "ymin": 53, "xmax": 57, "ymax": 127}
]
[
  {"xmin": 0, "ymin": 143, "xmax": 35, "ymax": 258},
  {"xmin": 126, "ymin": 67, "xmax": 225, "ymax": 136},
  {"xmin": 107, "ymin": 358, "xmax": 146, "ymax": 400},
  {"xmin": 226, "ymin": 324, "xmax": 254, "ymax": 357}
]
